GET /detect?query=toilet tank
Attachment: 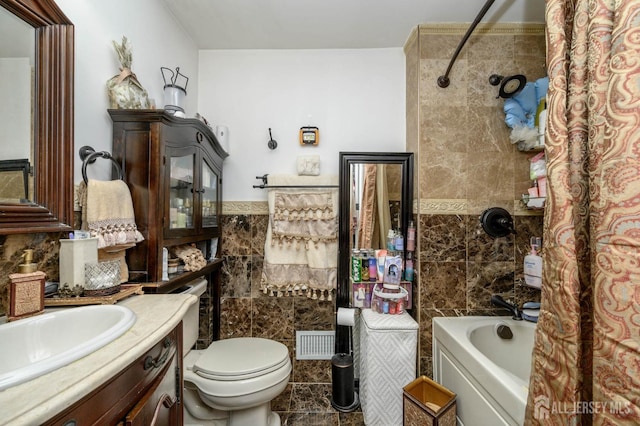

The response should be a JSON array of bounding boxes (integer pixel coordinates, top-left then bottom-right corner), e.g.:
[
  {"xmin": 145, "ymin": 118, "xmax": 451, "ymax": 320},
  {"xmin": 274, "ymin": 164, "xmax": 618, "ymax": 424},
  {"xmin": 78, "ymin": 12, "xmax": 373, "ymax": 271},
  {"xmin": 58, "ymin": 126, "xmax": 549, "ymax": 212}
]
[{"xmin": 171, "ymin": 278, "xmax": 207, "ymax": 353}]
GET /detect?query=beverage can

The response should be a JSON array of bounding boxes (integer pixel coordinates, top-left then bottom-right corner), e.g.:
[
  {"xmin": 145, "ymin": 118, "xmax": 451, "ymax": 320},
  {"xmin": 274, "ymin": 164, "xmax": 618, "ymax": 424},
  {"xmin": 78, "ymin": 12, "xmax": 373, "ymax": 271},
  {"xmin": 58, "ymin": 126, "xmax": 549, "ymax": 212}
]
[
  {"xmin": 351, "ymin": 249, "xmax": 361, "ymax": 282},
  {"xmin": 368, "ymin": 251, "xmax": 377, "ymax": 282},
  {"xmin": 361, "ymin": 250, "xmax": 370, "ymax": 281}
]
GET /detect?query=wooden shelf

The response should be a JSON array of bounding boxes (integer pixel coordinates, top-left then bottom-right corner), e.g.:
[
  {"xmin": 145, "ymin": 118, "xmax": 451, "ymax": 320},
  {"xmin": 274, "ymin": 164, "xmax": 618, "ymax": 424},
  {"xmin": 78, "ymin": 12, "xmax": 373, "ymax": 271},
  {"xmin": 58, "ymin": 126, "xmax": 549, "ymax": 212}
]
[{"xmin": 140, "ymin": 258, "xmax": 223, "ymax": 295}]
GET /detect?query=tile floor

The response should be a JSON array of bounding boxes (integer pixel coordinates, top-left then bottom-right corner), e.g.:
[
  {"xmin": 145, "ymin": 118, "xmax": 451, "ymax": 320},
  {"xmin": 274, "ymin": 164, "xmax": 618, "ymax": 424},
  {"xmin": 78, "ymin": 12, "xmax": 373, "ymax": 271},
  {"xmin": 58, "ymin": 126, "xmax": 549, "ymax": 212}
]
[{"xmin": 273, "ymin": 383, "xmax": 365, "ymax": 426}]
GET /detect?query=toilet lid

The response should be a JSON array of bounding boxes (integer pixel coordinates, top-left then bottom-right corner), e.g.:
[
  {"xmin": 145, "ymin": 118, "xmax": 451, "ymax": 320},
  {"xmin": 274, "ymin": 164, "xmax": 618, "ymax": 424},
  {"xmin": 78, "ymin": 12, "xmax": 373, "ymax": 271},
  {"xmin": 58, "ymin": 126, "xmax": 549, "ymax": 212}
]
[{"xmin": 193, "ymin": 337, "xmax": 289, "ymax": 381}]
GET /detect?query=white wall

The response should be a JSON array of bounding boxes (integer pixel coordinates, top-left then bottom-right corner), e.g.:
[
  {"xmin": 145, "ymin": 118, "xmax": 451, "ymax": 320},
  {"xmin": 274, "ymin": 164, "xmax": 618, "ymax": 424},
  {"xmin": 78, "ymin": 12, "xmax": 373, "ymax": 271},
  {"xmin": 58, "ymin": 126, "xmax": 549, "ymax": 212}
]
[
  {"xmin": 0, "ymin": 58, "xmax": 31, "ymax": 159},
  {"xmin": 50, "ymin": 1, "xmax": 407, "ymax": 197},
  {"xmin": 57, "ymin": 0, "xmax": 199, "ymax": 183},
  {"xmin": 198, "ymin": 48, "xmax": 406, "ymax": 201}
]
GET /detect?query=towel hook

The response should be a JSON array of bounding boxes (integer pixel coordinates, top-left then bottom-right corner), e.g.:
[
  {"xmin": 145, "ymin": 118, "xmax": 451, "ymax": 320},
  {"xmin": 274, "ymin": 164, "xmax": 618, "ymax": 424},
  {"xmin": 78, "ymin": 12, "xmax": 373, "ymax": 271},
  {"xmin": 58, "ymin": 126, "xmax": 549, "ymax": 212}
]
[
  {"xmin": 267, "ymin": 128, "xmax": 278, "ymax": 150},
  {"xmin": 79, "ymin": 145, "xmax": 124, "ymax": 184}
]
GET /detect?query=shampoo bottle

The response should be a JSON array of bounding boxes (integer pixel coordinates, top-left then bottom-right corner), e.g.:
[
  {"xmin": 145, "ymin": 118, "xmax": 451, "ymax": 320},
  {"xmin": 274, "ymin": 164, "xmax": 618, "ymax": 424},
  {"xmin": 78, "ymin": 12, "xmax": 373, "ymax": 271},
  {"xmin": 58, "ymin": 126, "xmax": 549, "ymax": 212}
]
[{"xmin": 524, "ymin": 237, "xmax": 543, "ymax": 289}]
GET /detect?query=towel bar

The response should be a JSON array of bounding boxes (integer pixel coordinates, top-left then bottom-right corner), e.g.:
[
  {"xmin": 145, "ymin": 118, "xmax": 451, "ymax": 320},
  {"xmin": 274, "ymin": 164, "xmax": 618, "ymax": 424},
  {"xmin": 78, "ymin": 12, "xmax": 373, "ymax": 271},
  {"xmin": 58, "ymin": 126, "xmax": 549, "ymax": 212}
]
[
  {"xmin": 253, "ymin": 174, "xmax": 338, "ymax": 189},
  {"xmin": 79, "ymin": 145, "xmax": 124, "ymax": 184}
]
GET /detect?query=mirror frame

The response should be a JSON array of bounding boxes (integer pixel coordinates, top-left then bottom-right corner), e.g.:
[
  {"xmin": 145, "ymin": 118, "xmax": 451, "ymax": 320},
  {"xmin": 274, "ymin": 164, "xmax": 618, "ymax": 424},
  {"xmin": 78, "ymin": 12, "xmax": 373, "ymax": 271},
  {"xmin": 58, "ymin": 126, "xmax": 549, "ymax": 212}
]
[
  {"xmin": 336, "ymin": 152, "xmax": 414, "ymax": 353},
  {"xmin": 0, "ymin": 0, "xmax": 73, "ymax": 234}
]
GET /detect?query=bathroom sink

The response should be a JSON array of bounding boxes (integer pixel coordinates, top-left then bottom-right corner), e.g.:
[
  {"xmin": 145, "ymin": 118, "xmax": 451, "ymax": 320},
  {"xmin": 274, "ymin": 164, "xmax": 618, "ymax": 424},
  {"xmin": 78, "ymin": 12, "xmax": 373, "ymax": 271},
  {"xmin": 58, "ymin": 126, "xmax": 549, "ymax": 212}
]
[{"xmin": 0, "ymin": 305, "xmax": 136, "ymax": 391}]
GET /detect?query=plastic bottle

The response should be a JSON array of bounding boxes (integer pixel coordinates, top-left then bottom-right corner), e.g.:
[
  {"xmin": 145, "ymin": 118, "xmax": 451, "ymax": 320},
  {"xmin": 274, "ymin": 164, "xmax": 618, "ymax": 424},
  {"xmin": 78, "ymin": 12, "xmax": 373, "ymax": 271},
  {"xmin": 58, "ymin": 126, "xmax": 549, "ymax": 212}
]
[
  {"xmin": 368, "ymin": 251, "xmax": 377, "ymax": 282},
  {"xmin": 524, "ymin": 237, "xmax": 543, "ymax": 289},
  {"xmin": 406, "ymin": 220, "xmax": 416, "ymax": 251},
  {"xmin": 404, "ymin": 252, "xmax": 414, "ymax": 282},
  {"xmin": 387, "ymin": 230, "xmax": 395, "ymax": 250}
]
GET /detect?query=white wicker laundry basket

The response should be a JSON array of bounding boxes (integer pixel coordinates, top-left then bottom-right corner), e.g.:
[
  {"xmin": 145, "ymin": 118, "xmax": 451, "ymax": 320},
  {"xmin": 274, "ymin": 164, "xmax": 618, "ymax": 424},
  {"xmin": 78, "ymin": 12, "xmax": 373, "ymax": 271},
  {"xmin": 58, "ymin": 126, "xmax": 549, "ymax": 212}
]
[{"xmin": 359, "ymin": 309, "xmax": 418, "ymax": 426}]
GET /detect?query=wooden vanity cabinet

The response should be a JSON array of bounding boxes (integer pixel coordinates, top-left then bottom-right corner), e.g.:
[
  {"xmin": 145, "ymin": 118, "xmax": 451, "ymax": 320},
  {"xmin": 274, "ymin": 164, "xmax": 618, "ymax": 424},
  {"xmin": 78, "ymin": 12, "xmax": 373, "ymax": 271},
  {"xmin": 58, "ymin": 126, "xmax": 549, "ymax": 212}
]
[
  {"xmin": 44, "ymin": 324, "xmax": 183, "ymax": 426},
  {"xmin": 123, "ymin": 346, "xmax": 181, "ymax": 426}
]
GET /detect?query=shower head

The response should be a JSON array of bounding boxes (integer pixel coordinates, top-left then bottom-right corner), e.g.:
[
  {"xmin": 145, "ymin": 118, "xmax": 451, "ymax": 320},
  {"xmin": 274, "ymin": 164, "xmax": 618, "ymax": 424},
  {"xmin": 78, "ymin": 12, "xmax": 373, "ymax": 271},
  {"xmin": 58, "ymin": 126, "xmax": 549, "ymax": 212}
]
[{"xmin": 489, "ymin": 74, "xmax": 527, "ymax": 99}]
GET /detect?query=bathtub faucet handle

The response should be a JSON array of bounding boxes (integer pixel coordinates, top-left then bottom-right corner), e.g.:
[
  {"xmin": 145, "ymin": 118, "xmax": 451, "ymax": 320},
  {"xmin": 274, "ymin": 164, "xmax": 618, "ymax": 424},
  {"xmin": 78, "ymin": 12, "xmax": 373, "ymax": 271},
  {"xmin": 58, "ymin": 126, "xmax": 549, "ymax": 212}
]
[{"xmin": 490, "ymin": 294, "xmax": 523, "ymax": 321}]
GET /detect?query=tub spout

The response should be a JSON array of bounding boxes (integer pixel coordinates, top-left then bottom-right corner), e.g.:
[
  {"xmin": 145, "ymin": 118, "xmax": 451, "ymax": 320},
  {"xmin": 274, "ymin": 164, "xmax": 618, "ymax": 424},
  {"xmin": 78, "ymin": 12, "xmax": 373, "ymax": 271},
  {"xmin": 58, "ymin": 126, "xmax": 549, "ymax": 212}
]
[{"xmin": 490, "ymin": 295, "xmax": 522, "ymax": 320}]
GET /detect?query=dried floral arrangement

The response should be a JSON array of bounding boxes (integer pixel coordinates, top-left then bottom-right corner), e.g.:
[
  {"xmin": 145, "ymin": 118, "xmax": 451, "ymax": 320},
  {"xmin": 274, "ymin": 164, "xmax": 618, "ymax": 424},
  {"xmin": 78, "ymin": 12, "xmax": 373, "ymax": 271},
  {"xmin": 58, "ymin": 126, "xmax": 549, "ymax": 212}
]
[{"xmin": 106, "ymin": 36, "xmax": 150, "ymax": 109}]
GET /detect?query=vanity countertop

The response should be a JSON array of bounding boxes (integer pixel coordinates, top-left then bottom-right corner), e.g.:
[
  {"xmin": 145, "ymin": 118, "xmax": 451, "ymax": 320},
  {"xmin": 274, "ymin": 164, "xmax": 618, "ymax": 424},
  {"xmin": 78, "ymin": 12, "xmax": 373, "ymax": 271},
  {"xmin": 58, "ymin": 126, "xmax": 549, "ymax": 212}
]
[{"xmin": 0, "ymin": 294, "xmax": 197, "ymax": 425}]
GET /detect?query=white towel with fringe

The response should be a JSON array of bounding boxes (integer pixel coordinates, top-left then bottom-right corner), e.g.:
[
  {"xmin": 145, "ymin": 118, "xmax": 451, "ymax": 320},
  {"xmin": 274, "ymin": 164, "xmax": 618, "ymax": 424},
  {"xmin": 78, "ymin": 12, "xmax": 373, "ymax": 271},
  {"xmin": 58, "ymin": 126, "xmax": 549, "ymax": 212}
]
[
  {"xmin": 79, "ymin": 179, "xmax": 144, "ymax": 249},
  {"xmin": 261, "ymin": 174, "xmax": 338, "ymax": 300}
]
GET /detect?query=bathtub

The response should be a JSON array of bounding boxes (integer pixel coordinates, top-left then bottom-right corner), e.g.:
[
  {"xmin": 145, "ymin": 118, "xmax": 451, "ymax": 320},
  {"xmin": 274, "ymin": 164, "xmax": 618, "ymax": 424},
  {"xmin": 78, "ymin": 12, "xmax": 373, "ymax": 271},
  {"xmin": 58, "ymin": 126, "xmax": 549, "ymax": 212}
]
[{"xmin": 432, "ymin": 316, "xmax": 536, "ymax": 426}]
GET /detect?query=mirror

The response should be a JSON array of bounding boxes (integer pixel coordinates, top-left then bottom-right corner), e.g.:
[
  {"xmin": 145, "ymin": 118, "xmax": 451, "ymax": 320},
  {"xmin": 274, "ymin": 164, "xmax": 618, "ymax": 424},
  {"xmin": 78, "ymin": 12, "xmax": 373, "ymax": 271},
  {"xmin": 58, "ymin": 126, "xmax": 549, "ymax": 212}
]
[
  {"xmin": 336, "ymin": 152, "xmax": 414, "ymax": 352},
  {"xmin": 0, "ymin": 8, "xmax": 34, "ymax": 202},
  {"xmin": 0, "ymin": 0, "xmax": 74, "ymax": 234},
  {"xmin": 348, "ymin": 162, "xmax": 403, "ymax": 250}
]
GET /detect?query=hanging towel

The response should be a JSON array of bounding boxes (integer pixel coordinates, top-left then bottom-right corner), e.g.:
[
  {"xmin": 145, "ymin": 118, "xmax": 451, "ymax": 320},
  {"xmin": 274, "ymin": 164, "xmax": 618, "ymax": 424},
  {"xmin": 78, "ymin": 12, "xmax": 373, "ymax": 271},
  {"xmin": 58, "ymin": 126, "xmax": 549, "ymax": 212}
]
[
  {"xmin": 261, "ymin": 174, "xmax": 338, "ymax": 301},
  {"xmin": 78, "ymin": 179, "xmax": 144, "ymax": 249}
]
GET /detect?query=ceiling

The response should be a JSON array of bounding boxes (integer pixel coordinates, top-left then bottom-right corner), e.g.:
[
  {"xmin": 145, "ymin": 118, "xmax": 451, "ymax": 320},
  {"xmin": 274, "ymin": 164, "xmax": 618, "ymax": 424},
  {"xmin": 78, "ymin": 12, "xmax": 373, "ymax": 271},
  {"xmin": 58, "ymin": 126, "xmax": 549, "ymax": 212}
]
[{"xmin": 162, "ymin": 0, "xmax": 545, "ymax": 50}]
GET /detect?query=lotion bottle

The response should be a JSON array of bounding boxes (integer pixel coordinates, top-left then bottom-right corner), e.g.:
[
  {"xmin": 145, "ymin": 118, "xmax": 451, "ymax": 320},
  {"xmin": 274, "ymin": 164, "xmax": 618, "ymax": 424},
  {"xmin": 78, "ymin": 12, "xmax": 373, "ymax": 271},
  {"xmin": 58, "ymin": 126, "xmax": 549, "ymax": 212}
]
[{"xmin": 524, "ymin": 237, "xmax": 543, "ymax": 289}]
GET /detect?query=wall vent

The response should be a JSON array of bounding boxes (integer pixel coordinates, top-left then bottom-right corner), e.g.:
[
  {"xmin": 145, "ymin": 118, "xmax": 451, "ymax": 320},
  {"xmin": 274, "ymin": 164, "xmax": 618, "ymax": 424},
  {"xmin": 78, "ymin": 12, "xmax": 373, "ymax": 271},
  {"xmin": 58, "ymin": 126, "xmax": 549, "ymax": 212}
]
[{"xmin": 295, "ymin": 331, "xmax": 335, "ymax": 360}]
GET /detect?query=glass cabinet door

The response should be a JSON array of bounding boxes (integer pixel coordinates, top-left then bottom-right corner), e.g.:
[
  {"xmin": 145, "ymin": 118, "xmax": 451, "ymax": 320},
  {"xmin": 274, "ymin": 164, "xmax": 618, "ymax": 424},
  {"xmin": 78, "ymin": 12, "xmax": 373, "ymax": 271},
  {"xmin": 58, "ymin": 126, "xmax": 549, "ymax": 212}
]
[
  {"xmin": 201, "ymin": 158, "xmax": 218, "ymax": 228},
  {"xmin": 168, "ymin": 149, "xmax": 196, "ymax": 230}
]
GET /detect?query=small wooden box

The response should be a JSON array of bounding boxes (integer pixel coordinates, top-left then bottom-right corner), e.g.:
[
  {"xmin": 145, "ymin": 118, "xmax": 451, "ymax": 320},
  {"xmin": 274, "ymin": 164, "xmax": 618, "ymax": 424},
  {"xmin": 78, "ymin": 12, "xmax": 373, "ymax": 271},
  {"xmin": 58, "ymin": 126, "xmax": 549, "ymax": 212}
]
[
  {"xmin": 403, "ymin": 376, "xmax": 457, "ymax": 426},
  {"xmin": 8, "ymin": 271, "xmax": 46, "ymax": 321}
]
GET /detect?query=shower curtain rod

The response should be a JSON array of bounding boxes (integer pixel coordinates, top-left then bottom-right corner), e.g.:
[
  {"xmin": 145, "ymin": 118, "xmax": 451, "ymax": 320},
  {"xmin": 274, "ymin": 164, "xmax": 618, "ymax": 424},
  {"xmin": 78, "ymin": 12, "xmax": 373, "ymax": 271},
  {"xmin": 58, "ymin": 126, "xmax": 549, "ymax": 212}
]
[{"xmin": 437, "ymin": 0, "xmax": 496, "ymax": 88}]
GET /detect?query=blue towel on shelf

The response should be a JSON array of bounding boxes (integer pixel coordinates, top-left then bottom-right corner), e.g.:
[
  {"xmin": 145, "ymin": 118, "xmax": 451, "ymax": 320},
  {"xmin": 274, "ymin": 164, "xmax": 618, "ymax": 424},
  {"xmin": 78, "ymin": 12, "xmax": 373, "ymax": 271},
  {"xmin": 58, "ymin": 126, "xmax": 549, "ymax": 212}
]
[{"xmin": 504, "ymin": 77, "xmax": 549, "ymax": 129}]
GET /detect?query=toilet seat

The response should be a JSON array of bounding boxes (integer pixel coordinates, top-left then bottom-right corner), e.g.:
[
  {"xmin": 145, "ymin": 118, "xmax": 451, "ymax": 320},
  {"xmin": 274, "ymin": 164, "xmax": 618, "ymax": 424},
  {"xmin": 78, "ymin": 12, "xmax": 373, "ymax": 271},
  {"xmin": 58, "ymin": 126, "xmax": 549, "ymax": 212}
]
[
  {"xmin": 192, "ymin": 337, "xmax": 289, "ymax": 381},
  {"xmin": 184, "ymin": 338, "xmax": 291, "ymax": 401}
]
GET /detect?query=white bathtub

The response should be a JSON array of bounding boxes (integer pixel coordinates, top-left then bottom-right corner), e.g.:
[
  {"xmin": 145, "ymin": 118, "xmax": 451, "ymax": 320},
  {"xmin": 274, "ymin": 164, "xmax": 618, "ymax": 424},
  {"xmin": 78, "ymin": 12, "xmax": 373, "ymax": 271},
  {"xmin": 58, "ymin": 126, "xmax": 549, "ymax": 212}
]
[{"xmin": 432, "ymin": 316, "xmax": 536, "ymax": 426}]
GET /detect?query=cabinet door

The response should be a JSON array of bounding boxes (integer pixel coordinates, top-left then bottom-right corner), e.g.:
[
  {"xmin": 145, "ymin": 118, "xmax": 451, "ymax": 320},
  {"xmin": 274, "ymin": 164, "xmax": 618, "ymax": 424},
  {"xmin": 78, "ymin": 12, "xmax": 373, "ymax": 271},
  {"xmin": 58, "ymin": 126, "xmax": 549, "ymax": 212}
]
[
  {"xmin": 124, "ymin": 351, "xmax": 181, "ymax": 426},
  {"xmin": 200, "ymin": 153, "xmax": 219, "ymax": 229},
  {"xmin": 166, "ymin": 145, "xmax": 197, "ymax": 236}
]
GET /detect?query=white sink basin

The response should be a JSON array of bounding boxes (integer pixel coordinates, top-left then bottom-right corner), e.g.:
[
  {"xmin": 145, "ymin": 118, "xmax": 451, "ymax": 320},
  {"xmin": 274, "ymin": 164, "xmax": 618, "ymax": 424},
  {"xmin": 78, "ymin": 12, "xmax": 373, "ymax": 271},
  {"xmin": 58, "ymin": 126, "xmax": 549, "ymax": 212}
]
[{"xmin": 0, "ymin": 305, "xmax": 136, "ymax": 391}]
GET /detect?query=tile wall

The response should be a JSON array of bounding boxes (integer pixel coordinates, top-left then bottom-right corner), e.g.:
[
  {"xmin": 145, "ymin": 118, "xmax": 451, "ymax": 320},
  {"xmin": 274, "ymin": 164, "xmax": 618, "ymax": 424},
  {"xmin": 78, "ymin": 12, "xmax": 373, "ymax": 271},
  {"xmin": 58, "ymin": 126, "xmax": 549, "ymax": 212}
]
[
  {"xmin": 0, "ymin": 211, "xmax": 82, "ymax": 314},
  {"xmin": 405, "ymin": 23, "xmax": 546, "ymax": 375},
  {"xmin": 0, "ymin": 232, "xmax": 63, "ymax": 313},
  {"xmin": 219, "ymin": 205, "xmax": 355, "ymax": 420}
]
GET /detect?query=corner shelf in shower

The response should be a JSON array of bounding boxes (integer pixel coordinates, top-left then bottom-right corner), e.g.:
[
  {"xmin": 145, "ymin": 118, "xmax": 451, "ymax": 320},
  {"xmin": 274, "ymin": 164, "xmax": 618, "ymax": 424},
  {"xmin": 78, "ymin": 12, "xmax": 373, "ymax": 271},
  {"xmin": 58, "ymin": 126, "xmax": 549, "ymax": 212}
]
[
  {"xmin": 520, "ymin": 195, "xmax": 546, "ymax": 210},
  {"xmin": 524, "ymin": 281, "xmax": 542, "ymax": 290}
]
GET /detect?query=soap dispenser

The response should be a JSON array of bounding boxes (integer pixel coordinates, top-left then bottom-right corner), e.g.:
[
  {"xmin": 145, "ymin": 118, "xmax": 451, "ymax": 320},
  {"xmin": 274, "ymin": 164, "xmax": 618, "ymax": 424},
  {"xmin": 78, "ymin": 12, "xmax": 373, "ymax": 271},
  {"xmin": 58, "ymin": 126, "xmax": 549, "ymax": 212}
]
[
  {"xmin": 18, "ymin": 249, "xmax": 37, "ymax": 273},
  {"xmin": 8, "ymin": 249, "xmax": 46, "ymax": 321},
  {"xmin": 523, "ymin": 237, "xmax": 543, "ymax": 289}
]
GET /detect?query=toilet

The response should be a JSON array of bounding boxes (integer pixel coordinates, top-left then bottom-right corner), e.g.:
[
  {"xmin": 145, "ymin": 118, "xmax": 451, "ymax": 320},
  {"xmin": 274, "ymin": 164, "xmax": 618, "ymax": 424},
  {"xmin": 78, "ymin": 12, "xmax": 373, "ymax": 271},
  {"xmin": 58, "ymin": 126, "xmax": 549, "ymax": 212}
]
[{"xmin": 178, "ymin": 279, "xmax": 291, "ymax": 426}]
